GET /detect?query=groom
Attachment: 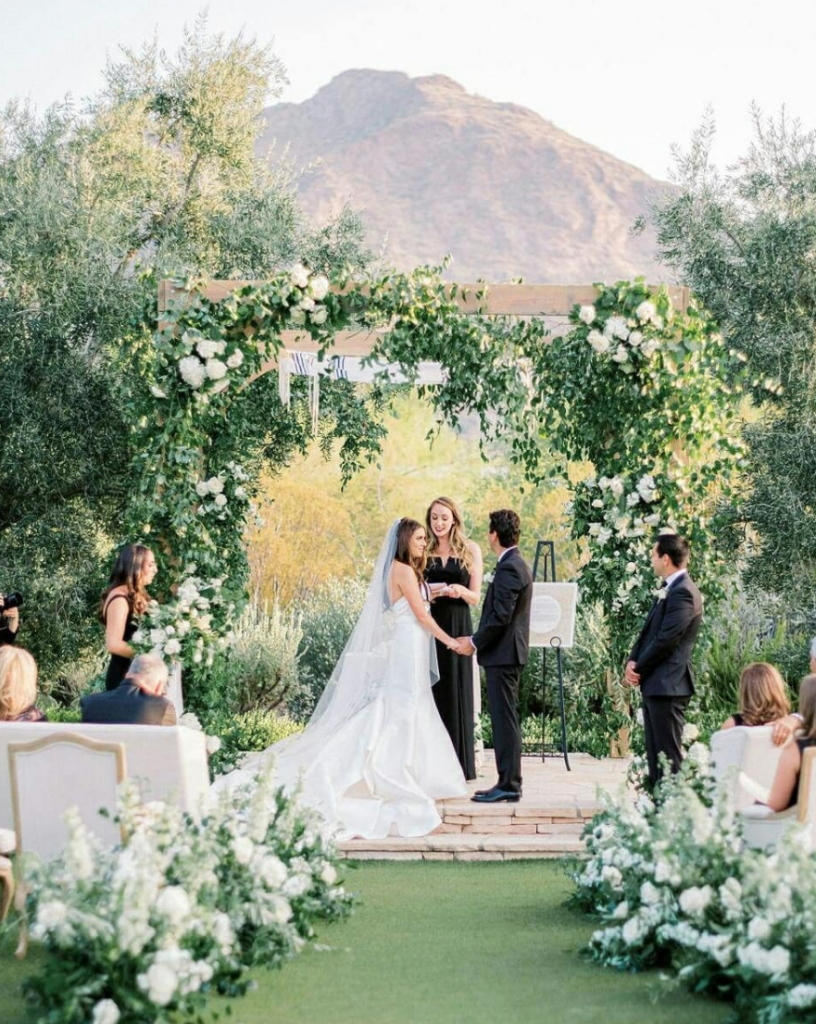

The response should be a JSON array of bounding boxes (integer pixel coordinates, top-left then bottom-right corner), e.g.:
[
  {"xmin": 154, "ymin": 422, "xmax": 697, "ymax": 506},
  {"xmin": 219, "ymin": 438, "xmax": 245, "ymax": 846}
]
[{"xmin": 456, "ymin": 509, "xmax": 532, "ymax": 803}]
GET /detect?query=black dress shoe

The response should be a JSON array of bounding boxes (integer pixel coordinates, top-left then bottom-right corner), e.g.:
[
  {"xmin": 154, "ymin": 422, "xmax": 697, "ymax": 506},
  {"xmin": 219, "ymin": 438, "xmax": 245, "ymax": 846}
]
[
  {"xmin": 474, "ymin": 786, "xmax": 522, "ymax": 798},
  {"xmin": 471, "ymin": 787, "xmax": 520, "ymax": 803}
]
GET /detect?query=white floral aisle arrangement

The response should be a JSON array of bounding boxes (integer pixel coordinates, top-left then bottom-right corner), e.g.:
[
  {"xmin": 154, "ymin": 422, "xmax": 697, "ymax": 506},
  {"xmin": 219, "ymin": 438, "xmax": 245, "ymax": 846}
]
[
  {"xmin": 14, "ymin": 766, "xmax": 353, "ymax": 1024},
  {"xmin": 570, "ymin": 747, "xmax": 816, "ymax": 1023}
]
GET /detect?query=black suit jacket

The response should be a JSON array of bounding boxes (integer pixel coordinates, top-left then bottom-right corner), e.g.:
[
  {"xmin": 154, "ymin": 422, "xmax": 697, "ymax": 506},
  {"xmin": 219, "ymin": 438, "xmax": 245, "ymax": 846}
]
[
  {"xmin": 80, "ymin": 682, "xmax": 177, "ymax": 726},
  {"xmin": 629, "ymin": 573, "xmax": 703, "ymax": 698},
  {"xmin": 473, "ymin": 547, "xmax": 533, "ymax": 668}
]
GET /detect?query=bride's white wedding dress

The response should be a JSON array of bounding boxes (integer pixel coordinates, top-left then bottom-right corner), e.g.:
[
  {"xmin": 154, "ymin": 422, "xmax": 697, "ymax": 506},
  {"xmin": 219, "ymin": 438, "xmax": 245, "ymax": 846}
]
[{"xmin": 214, "ymin": 524, "xmax": 467, "ymax": 840}]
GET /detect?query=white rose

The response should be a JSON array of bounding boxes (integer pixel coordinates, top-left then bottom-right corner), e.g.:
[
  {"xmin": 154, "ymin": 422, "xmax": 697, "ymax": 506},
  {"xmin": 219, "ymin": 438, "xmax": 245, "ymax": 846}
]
[
  {"xmin": 622, "ymin": 916, "xmax": 647, "ymax": 945},
  {"xmin": 194, "ymin": 481, "xmax": 209, "ymax": 498},
  {"xmin": 213, "ymin": 912, "xmax": 233, "ymax": 949},
  {"xmin": 644, "ymin": 513, "xmax": 661, "ymax": 526},
  {"xmin": 149, "ymin": 385, "xmax": 167, "ymax": 399},
  {"xmin": 609, "ymin": 477, "xmax": 624, "ymax": 496},
  {"xmin": 92, "ymin": 1000, "xmax": 121, "ymax": 1024},
  {"xmin": 682, "ymin": 723, "xmax": 699, "ymax": 743},
  {"xmin": 290, "ymin": 262, "xmax": 310, "ymax": 289},
  {"xmin": 268, "ymin": 894, "xmax": 293, "ymax": 924},
  {"xmin": 193, "ymin": 650, "xmax": 203, "ymax": 664},
  {"xmin": 628, "ymin": 330, "xmax": 643, "ymax": 347},
  {"xmin": 214, "ymin": 494, "xmax": 228, "ymax": 508},
  {"xmin": 163, "ymin": 638, "xmax": 181, "ymax": 657},
  {"xmin": 206, "ymin": 734, "xmax": 222, "ymax": 754},
  {"xmin": 604, "ymin": 315, "xmax": 630, "ymax": 341},
  {"xmin": 299, "ymin": 295, "xmax": 316, "ymax": 312},
  {"xmin": 138, "ymin": 963, "xmax": 178, "ymax": 1006},
  {"xmin": 588, "ymin": 523, "xmax": 601, "ymax": 536},
  {"xmin": 626, "ymin": 562, "xmax": 637, "ymax": 573},
  {"xmin": 626, "ymin": 492, "xmax": 641, "ymax": 507},
  {"xmin": 612, "ymin": 344, "xmax": 628, "ymax": 363},
  {"xmin": 178, "ymin": 356, "xmax": 206, "ymax": 390},
  {"xmin": 180, "ymin": 711, "xmax": 202, "ymax": 730},
  {"xmin": 207, "ymin": 477, "xmax": 224, "ymax": 495},
  {"xmin": 310, "ymin": 307, "xmax": 328, "ymax": 325},
  {"xmin": 233, "ymin": 836, "xmax": 254, "ymax": 865},
  {"xmin": 587, "ymin": 330, "xmax": 610, "ymax": 354},
  {"xmin": 289, "ymin": 308, "xmax": 307, "ymax": 326},
  {"xmin": 156, "ymin": 886, "xmax": 191, "ymax": 925},
  {"xmin": 591, "ymin": 498, "xmax": 604, "ymax": 509},
  {"xmin": 261, "ymin": 855, "xmax": 288, "ymax": 889},
  {"xmin": 748, "ymin": 918, "xmax": 772, "ymax": 942},
  {"xmin": 788, "ymin": 985, "xmax": 816, "ymax": 1009},
  {"xmin": 226, "ymin": 349, "xmax": 244, "ymax": 369},
  {"xmin": 687, "ymin": 741, "xmax": 709, "ymax": 767},
  {"xmin": 196, "ymin": 339, "xmax": 220, "ymax": 360},
  {"xmin": 206, "ymin": 359, "xmax": 228, "ymax": 381},
  {"xmin": 597, "ymin": 527, "xmax": 613, "ymax": 546},
  {"xmin": 641, "ymin": 339, "xmax": 660, "ymax": 357},
  {"xmin": 636, "ymin": 300, "xmax": 656, "ymax": 323},
  {"xmin": 150, "ymin": 628, "xmax": 167, "ymax": 647},
  {"xmin": 310, "ymin": 274, "xmax": 330, "ymax": 300},
  {"xmin": 578, "ymin": 304, "xmax": 595, "ymax": 324},
  {"xmin": 320, "ymin": 863, "xmax": 338, "ymax": 885}
]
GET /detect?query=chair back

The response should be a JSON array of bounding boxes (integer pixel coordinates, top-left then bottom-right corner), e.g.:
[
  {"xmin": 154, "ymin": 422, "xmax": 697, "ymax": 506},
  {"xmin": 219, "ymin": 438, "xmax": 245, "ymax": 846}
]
[
  {"xmin": 711, "ymin": 725, "xmax": 784, "ymax": 810},
  {"xmin": 9, "ymin": 733, "xmax": 126, "ymax": 862}
]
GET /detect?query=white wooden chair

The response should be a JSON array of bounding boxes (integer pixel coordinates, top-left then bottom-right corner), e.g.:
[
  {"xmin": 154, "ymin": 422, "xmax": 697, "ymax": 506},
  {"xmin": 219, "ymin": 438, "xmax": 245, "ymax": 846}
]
[
  {"xmin": 710, "ymin": 725, "xmax": 785, "ymax": 811},
  {"xmin": 8, "ymin": 733, "xmax": 127, "ymax": 957}
]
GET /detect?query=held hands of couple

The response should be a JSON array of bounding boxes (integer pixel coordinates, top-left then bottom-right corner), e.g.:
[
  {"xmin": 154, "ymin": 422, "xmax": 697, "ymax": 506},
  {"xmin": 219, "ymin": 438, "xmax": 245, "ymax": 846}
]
[
  {"xmin": 448, "ymin": 636, "xmax": 475, "ymax": 656},
  {"xmin": 624, "ymin": 660, "xmax": 641, "ymax": 687}
]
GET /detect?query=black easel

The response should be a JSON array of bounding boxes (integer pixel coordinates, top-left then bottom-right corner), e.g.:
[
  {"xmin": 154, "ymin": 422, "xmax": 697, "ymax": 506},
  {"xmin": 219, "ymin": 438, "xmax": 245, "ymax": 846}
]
[{"xmin": 531, "ymin": 540, "xmax": 571, "ymax": 771}]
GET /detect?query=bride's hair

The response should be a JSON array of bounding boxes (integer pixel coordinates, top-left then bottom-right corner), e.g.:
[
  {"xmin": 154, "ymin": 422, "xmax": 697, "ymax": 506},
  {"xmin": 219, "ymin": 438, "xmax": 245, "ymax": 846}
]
[
  {"xmin": 395, "ymin": 518, "xmax": 427, "ymax": 585},
  {"xmin": 425, "ymin": 496, "xmax": 474, "ymax": 573}
]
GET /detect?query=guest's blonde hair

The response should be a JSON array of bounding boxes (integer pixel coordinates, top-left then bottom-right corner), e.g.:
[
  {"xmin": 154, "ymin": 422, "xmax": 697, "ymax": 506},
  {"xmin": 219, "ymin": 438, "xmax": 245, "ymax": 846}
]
[
  {"xmin": 738, "ymin": 662, "xmax": 790, "ymax": 726},
  {"xmin": 0, "ymin": 646, "xmax": 38, "ymax": 721},
  {"xmin": 425, "ymin": 497, "xmax": 474, "ymax": 573},
  {"xmin": 798, "ymin": 674, "xmax": 816, "ymax": 740}
]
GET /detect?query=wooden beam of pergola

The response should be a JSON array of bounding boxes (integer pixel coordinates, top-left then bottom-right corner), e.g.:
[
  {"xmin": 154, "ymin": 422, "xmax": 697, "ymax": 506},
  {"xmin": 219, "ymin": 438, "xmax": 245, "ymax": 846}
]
[{"xmin": 158, "ymin": 280, "xmax": 690, "ymax": 357}]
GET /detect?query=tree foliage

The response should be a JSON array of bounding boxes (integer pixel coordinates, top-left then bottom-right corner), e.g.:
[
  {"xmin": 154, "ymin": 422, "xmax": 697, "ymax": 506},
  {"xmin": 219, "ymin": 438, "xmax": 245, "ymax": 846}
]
[{"xmin": 651, "ymin": 109, "xmax": 816, "ymax": 602}]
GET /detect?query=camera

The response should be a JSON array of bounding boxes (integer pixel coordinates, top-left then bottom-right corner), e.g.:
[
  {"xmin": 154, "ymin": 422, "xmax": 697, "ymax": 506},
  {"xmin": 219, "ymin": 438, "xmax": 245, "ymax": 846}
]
[{"xmin": 1, "ymin": 592, "xmax": 23, "ymax": 612}]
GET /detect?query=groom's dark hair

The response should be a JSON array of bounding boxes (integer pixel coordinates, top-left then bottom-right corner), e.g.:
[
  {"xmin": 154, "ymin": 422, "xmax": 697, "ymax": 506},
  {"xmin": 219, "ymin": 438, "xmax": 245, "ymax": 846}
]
[
  {"xmin": 489, "ymin": 509, "xmax": 520, "ymax": 548},
  {"xmin": 654, "ymin": 532, "xmax": 689, "ymax": 568}
]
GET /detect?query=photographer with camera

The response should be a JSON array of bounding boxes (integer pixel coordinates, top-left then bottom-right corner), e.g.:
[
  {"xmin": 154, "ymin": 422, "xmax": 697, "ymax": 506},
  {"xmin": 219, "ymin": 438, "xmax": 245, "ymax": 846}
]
[{"xmin": 0, "ymin": 591, "xmax": 21, "ymax": 647}]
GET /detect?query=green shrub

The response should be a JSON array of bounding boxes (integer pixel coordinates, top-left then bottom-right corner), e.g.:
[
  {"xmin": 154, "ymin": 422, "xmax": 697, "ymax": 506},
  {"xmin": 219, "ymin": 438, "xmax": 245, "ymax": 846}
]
[
  {"xmin": 292, "ymin": 576, "xmax": 369, "ymax": 719},
  {"xmin": 205, "ymin": 708, "xmax": 304, "ymax": 775}
]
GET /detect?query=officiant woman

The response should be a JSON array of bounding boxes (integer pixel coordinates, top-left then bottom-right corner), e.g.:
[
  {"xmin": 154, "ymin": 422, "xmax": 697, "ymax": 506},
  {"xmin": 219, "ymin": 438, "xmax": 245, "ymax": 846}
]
[{"xmin": 425, "ymin": 497, "xmax": 483, "ymax": 780}]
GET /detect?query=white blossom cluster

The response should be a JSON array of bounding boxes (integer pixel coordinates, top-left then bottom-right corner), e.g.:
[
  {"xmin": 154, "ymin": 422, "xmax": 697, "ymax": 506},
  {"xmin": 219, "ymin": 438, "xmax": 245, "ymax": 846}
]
[
  {"xmin": 132, "ymin": 573, "xmax": 230, "ymax": 668},
  {"xmin": 578, "ymin": 299, "xmax": 668, "ymax": 368},
  {"xmin": 572, "ymin": 745, "xmax": 816, "ymax": 1022},
  {"xmin": 25, "ymin": 767, "xmax": 352, "ymax": 1023},
  {"xmin": 194, "ymin": 462, "xmax": 251, "ymax": 522}
]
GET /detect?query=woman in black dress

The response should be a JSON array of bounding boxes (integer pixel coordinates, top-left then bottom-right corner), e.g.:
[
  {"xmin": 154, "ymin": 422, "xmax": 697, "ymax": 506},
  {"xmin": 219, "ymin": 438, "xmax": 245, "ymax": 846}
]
[
  {"xmin": 425, "ymin": 497, "xmax": 483, "ymax": 780},
  {"xmin": 100, "ymin": 544, "xmax": 157, "ymax": 691}
]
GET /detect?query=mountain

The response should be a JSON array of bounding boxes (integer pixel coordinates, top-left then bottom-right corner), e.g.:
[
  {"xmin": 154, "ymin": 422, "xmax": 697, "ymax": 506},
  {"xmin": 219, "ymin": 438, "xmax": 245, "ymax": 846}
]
[{"xmin": 257, "ymin": 70, "xmax": 669, "ymax": 283}]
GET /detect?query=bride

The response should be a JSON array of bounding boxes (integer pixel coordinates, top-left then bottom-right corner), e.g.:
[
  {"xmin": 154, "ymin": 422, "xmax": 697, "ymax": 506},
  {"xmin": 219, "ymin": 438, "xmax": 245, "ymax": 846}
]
[{"xmin": 216, "ymin": 518, "xmax": 468, "ymax": 839}]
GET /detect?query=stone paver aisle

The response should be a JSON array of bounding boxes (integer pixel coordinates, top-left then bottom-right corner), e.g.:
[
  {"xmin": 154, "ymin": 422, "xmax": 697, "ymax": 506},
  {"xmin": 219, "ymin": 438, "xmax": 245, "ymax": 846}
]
[{"xmin": 340, "ymin": 752, "xmax": 632, "ymax": 861}]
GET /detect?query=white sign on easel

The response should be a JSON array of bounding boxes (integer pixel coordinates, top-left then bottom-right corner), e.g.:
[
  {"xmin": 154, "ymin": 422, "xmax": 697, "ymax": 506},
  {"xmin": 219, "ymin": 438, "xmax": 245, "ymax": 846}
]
[{"xmin": 529, "ymin": 582, "xmax": 578, "ymax": 649}]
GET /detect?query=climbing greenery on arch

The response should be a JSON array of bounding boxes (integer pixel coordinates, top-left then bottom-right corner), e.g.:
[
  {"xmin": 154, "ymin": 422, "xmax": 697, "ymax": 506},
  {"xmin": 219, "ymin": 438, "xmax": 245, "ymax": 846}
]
[{"xmin": 129, "ymin": 266, "xmax": 746, "ymax": 722}]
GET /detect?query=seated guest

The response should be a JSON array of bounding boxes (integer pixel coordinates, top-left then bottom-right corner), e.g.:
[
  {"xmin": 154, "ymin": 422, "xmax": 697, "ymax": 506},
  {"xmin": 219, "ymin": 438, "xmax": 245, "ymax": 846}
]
[
  {"xmin": 721, "ymin": 662, "xmax": 791, "ymax": 731},
  {"xmin": 765, "ymin": 673, "xmax": 816, "ymax": 811},
  {"xmin": 0, "ymin": 646, "xmax": 46, "ymax": 722},
  {"xmin": 81, "ymin": 653, "xmax": 176, "ymax": 726},
  {"xmin": 759, "ymin": 639, "xmax": 816, "ymax": 745}
]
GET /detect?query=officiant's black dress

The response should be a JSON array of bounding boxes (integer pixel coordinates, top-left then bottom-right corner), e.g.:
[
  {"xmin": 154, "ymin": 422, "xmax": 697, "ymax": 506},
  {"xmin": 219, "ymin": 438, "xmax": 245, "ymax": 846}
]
[{"xmin": 425, "ymin": 557, "xmax": 477, "ymax": 780}]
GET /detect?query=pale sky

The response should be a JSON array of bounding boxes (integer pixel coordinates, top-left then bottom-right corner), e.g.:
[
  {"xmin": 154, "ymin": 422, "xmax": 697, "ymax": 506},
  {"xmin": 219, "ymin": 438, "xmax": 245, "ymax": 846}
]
[{"xmin": 2, "ymin": 0, "xmax": 814, "ymax": 180}]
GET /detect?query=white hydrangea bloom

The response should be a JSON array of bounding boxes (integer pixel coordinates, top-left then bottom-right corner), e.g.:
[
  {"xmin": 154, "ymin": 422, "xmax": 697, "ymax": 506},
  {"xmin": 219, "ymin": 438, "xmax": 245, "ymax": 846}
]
[
  {"xmin": 310, "ymin": 274, "xmax": 330, "ymax": 300},
  {"xmin": 588, "ymin": 330, "xmax": 610, "ymax": 354},
  {"xmin": 636, "ymin": 300, "xmax": 657, "ymax": 323},
  {"xmin": 597, "ymin": 527, "xmax": 613, "ymax": 546},
  {"xmin": 206, "ymin": 359, "xmax": 228, "ymax": 381},
  {"xmin": 226, "ymin": 349, "xmax": 244, "ymax": 369},
  {"xmin": 260, "ymin": 855, "xmax": 288, "ymax": 889},
  {"xmin": 290, "ymin": 262, "xmax": 310, "ymax": 288},
  {"xmin": 737, "ymin": 942, "xmax": 790, "ymax": 977},
  {"xmin": 196, "ymin": 339, "xmax": 220, "ymax": 360},
  {"xmin": 178, "ymin": 356, "xmax": 206, "ymax": 389}
]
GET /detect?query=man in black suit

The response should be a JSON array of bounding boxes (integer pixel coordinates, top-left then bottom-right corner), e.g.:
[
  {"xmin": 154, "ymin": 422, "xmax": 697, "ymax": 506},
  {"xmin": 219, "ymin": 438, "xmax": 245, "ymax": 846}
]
[
  {"xmin": 81, "ymin": 653, "xmax": 177, "ymax": 726},
  {"xmin": 625, "ymin": 533, "xmax": 703, "ymax": 791},
  {"xmin": 456, "ymin": 509, "xmax": 533, "ymax": 804}
]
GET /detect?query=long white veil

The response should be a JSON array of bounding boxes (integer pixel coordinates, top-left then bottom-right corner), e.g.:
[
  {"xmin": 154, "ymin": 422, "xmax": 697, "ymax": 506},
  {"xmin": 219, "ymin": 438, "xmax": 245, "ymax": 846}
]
[{"xmin": 272, "ymin": 519, "xmax": 439, "ymax": 760}]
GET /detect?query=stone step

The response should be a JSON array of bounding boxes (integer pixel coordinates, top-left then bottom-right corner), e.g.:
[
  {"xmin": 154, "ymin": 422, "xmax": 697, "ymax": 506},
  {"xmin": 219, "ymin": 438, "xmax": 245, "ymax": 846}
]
[{"xmin": 339, "ymin": 832, "xmax": 585, "ymax": 861}]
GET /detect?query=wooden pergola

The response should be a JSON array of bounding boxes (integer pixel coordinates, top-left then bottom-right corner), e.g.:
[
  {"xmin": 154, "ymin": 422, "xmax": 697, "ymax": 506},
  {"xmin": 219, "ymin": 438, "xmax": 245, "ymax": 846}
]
[{"xmin": 159, "ymin": 281, "xmax": 690, "ymax": 364}]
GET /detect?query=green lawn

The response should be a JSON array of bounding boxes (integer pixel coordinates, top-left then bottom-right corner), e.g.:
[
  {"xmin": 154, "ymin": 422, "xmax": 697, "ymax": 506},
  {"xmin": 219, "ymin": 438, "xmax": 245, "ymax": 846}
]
[{"xmin": 0, "ymin": 861, "xmax": 730, "ymax": 1024}]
